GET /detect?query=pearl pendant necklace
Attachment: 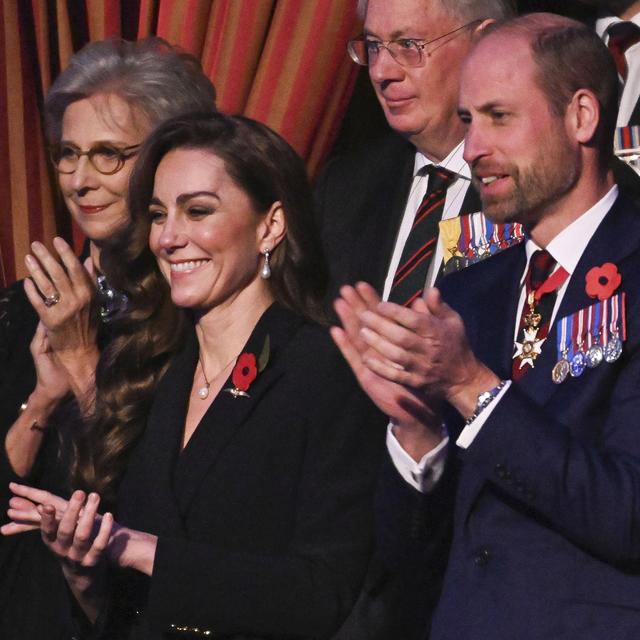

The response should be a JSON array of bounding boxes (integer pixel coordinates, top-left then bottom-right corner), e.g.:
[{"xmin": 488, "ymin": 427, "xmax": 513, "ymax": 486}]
[
  {"xmin": 197, "ymin": 353, "xmax": 212, "ymax": 399},
  {"xmin": 196, "ymin": 352, "xmax": 236, "ymax": 400}
]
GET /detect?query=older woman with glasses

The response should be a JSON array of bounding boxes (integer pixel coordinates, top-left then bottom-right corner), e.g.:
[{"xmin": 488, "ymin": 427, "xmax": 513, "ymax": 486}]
[{"xmin": 0, "ymin": 37, "xmax": 216, "ymax": 639}]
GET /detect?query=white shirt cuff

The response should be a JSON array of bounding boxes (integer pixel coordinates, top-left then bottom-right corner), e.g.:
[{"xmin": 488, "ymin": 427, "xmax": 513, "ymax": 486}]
[
  {"xmin": 386, "ymin": 423, "xmax": 449, "ymax": 493},
  {"xmin": 455, "ymin": 380, "xmax": 512, "ymax": 449}
]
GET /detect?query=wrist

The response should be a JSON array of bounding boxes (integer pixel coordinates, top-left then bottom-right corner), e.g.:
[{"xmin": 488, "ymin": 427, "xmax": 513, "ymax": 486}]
[
  {"xmin": 110, "ymin": 527, "xmax": 157, "ymax": 576},
  {"xmin": 447, "ymin": 364, "xmax": 501, "ymax": 419},
  {"xmin": 392, "ymin": 419, "xmax": 445, "ymax": 462},
  {"xmin": 20, "ymin": 391, "xmax": 59, "ymax": 429}
]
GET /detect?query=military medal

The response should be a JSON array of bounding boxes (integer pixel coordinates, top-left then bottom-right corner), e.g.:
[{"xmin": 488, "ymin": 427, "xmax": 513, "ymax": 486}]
[
  {"xmin": 569, "ymin": 311, "xmax": 587, "ymax": 377},
  {"xmin": 552, "ymin": 290, "xmax": 626, "ymax": 383},
  {"xmin": 514, "ymin": 261, "xmax": 569, "ymax": 371},
  {"xmin": 604, "ymin": 334, "xmax": 623, "ymax": 362},
  {"xmin": 570, "ymin": 343, "xmax": 587, "ymax": 377},
  {"xmin": 439, "ymin": 213, "xmax": 525, "ymax": 275},
  {"xmin": 552, "ymin": 351, "xmax": 571, "ymax": 384},
  {"xmin": 585, "ymin": 304, "xmax": 603, "ymax": 368},
  {"xmin": 514, "ymin": 291, "xmax": 545, "ymax": 368},
  {"xmin": 552, "ymin": 317, "xmax": 571, "ymax": 384},
  {"xmin": 586, "ymin": 340, "xmax": 604, "ymax": 368},
  {"xmin": 604, "ymin": 293, "xmax": 625, "ymax": 363}
]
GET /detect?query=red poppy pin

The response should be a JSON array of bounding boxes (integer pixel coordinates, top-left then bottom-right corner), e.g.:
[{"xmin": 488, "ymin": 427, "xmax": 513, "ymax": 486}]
[
  {"xmin": 224, "ymin": 335, "xmax": 270, "ymax": 398},
  {"xmin": 585, "ymin": 262, "xmax": 622, "ymax": 301}
]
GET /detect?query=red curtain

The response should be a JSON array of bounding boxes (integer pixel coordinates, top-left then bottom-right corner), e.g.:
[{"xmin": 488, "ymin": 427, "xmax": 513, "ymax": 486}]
[{"xmin": 0, "ymin": 0, "xmax": 361, "ymax": 285}]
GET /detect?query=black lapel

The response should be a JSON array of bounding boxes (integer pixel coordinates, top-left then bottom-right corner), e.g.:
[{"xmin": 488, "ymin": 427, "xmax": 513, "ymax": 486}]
[
  {"xmin": 458, "ymin": 181, "xmax": 482, "ymax": 216},
  {"xmin": 172, "ymin": 304, "xmax": 303, "ymax": 516},
  {"xmin": 349, "ymin": 138, "xmax": 415, "ymax": 292},
  {"xmin": 120, "ymin": 329, "xmax": 196, "ymax": 536}
]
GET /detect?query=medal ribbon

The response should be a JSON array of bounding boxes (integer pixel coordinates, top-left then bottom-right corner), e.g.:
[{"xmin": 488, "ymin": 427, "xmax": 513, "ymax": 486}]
[{"xmin": 529, "ymin": 265, "xmax": 570, "ymax": 303}]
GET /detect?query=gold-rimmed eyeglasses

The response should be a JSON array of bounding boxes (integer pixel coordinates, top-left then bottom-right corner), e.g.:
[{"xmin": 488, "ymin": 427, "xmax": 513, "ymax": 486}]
[
  {"xmin": 49, "ymin": 142, "xmax": 141, "ymax": 175},
  {"xmin": 348, "ymin": 20, "xmax": 482, "ymax": 68}
]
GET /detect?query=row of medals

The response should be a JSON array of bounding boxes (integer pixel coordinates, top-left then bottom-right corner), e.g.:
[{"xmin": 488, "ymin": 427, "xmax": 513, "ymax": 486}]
[
  {"xmin": 516, "ymin": 291, "xmax": 623, "ymax": 384},
  {"xmin": 551, "ymin": 330, "xmax": 623, "ymax": 384}
]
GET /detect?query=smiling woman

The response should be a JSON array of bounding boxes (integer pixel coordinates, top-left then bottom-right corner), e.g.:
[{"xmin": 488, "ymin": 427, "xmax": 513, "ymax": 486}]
[{"xmin": 4, "ymin": 113, "xmax": 386, "ymax": 639}]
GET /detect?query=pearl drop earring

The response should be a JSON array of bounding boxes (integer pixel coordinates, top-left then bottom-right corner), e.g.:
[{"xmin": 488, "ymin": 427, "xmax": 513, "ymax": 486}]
[{"xmin": 260, "ymin": 249, "xmax": 271, "ymax": 279}]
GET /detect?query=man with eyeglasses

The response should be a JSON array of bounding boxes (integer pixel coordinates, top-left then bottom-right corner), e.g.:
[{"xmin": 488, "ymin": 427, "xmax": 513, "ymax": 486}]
[{"xmin": 316, "ymin": 0, "xmax": 515, "ymax": 312}]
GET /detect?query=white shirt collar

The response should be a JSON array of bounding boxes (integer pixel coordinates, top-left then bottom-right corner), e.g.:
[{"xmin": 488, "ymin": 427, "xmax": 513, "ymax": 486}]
[
  {"xmin": 413, "ymin": 140, "xmax": 471, "ymax": 180},
  {"xmin": 523, "ymin": 185, "xmax": 619, "ymax": 282},
  {"xmin": 596, "ymin": 11, "xmax": 640, "ymax": 40}
]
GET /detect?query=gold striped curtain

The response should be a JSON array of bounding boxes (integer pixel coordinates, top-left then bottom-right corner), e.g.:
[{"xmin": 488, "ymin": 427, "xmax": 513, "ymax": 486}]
[{"xmin": 0, "ymin": 0, "xmax": 361, "ymax": 285}]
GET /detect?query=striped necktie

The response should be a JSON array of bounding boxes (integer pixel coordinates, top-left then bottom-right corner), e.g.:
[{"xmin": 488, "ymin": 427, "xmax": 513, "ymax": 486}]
[{"xmin": 389, "ymin": 165, "xmax": 456, "ymax": 306}]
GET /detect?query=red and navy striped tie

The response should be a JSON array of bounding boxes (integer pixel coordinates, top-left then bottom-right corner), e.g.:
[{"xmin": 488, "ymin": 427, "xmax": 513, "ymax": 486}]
[{"xmin": 389, "ymin": 165, "xmax": 456, "ymax": 306}]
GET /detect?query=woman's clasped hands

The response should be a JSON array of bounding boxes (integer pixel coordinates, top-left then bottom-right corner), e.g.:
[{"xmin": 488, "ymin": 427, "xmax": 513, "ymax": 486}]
[
  {"xmin": 2, "ymin": 482, "xmax": 157, "ymax": 576},
  {"xmin": 2, "ymin": 483, "xmax": 113, "ymax": 568}
]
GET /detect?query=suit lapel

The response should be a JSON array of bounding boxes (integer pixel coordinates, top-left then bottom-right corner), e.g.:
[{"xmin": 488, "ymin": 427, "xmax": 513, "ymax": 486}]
[
  {"xmin": 122, "ymin": 330, "xmax": 196, "ymax": 535},
  {"xmin": 349, "ymin": 139, "xmax": 415, "ymax": 292},
  {"xmin": 459, "ymin": 193, "xmax": 640, "ymax": 514},
  {"xmin": 458, "ymin": 182, "xmax": 482, "ymax": 216},
  {"xmin": 172, "ymin": 305, "xmax": 302, "ymax": 516},
  {"xmin": 513, "ymin": 193, "xmax": 640, "ymax": 406}
]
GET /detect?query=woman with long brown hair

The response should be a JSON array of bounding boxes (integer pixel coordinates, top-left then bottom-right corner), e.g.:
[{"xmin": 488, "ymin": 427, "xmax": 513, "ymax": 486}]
[{"xmin": 5, "ymin": 113, "xmax": 385, "ymax": 639}]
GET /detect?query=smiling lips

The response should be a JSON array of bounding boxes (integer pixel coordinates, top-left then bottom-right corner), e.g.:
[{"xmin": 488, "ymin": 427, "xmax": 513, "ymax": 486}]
[
  {"xmin": 169, "ymin": 259, "xmax": 210, "ymax": 273},
  {"xmin": 77, "ymin": 204, "xmax": 110, "ymax": 215}
]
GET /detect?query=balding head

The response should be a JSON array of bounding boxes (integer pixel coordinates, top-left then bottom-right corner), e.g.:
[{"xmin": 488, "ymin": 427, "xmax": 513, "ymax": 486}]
[{"xmin": 478, "ymin": 13, "xmax": 618, "ymax": 163}]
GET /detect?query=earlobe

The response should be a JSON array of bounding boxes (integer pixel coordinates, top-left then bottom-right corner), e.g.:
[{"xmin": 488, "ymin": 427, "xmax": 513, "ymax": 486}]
[
  {"xmin": 570, "ymin": 89, "xmax": 600, "ymax": 145},
  {"xmin": 259, "ymin": 201, "xmax": 287, "ymax": 252}
]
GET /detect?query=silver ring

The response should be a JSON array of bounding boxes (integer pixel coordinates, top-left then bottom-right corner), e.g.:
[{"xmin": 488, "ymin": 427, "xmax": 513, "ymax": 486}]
[{"xmin": 43, "ymin": 292, "xmax": 60, "ymax": 307}]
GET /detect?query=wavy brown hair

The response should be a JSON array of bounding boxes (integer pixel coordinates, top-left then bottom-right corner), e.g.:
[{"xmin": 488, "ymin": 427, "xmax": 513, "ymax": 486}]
[{"xmin": 73, "ymin": 112, "xmax": 328, "ymax": 500}]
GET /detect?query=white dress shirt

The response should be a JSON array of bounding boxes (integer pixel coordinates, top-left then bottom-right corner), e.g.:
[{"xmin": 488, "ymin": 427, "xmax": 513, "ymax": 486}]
[
  {"xmin": 381, "ymin": 141, "xmax": 473, "ymax": 301},
  {"xmin": 596, "ymin": 12, "xmax": 640, "ymax": 126},
  {"xmin": 390, "ymin": 185, "xmax": 619, "ymax": 491}
]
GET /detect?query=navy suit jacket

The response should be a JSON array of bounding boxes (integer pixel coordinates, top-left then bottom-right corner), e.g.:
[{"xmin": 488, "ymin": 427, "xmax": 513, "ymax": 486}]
[{"xmin": 379, "ymin": 191, "xmax": 640, "ymax": 639}]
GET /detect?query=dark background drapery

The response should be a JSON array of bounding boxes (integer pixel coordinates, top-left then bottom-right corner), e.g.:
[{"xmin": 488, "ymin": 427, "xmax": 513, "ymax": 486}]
[{"xmin": 0, "ymin": 0, "xmax": 597, "ymax": 286}]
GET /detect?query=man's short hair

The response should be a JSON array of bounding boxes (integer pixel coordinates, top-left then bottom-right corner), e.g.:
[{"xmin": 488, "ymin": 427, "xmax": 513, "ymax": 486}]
[
  {"xmin": 487, "ymin": 14, "xmax": 618, "ymax": 162},
  {"xmin": 357, "ymin": 0, "xmax": 515, "ymax": 23}
]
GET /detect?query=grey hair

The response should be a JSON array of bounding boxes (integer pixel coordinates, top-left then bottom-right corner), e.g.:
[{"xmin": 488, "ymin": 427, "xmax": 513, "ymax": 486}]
[
  {"xmin": 44, "ymin": 37, "xmax": 217, "ymax": 143},
  {"xmin": 357, "ymin": 0, "xmax": 515, "ymax": 23}
]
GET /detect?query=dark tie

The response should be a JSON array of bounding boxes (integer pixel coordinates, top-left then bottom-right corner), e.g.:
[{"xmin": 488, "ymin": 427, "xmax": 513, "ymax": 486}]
[
  {"xmin": 607, "ymin": 21, "xmax": 640, "ymax": 81},
  {"xmin": 512, "ymin": 250, "xmax": 557, "ymax": 380},
  {"xmin": 388, "ymin": 165, "xmax": 456, "ymax": 306}
]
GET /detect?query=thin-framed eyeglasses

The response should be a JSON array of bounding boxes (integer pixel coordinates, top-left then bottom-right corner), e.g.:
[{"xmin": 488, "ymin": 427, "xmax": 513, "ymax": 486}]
[
  {"xmin": 49, "ymin": 142, "xmax": 141, "ymax": 175},
  {"xmin": 348, "ymin": 20, "xmax": 483, "ymax": 68}
]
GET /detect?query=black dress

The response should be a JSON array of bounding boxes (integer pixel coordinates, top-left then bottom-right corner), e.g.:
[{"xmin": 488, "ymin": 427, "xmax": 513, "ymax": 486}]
[{"xmin": 0, "ymin": 281, "xmax": 83, "ymax": 638}]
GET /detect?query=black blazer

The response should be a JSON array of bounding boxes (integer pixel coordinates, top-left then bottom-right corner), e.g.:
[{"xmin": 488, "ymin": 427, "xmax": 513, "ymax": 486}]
[
  {"xmin": 314, "ymin": 132, "xmax": 481, "ymax": 306},
  {"xmin": 107, "ymin": 304, "xmax": 387, "ymax": 639},
  {"xmin": 0, "ymin": 284, "xmax": 81, "ymax": 638}
]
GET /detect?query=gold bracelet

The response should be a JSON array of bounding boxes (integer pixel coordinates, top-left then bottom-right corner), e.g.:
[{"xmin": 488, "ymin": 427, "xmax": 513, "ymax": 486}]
[{"xmin": 19, "ymin": 401, "xmax": 47, "ymax": 433}]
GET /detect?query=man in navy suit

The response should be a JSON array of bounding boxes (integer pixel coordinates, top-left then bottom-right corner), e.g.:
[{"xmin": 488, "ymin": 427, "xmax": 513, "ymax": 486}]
[{"xmin": 333, "ymin": 12, "xmax": 640, "ymax": 638}]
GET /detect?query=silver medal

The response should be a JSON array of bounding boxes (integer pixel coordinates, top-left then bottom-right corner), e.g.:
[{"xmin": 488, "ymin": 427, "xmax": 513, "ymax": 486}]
[
  {"xmin": 604, "ymin": 336, "xmax": 623, "ymax": 363},
  {"xmin": 586, "ymin": 344, "xmax": 604, "ymax": 368}
]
